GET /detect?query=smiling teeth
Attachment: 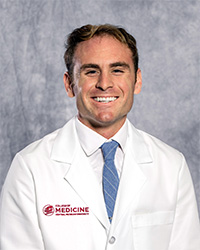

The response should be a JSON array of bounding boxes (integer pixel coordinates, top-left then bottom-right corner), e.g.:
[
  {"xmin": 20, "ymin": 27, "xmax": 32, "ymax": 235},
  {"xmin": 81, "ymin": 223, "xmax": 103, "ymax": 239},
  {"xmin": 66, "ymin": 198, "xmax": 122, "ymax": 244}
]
[{"xmin": 94, "ymin": 97, "xmax": 117, "ymax": 103}]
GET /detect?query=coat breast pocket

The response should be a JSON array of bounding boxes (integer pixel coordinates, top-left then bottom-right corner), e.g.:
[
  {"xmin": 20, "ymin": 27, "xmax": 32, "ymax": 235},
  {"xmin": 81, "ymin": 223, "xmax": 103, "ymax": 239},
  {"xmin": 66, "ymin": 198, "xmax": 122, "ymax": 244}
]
[{"xmin": 132, "ymin": 211, "xmax": 174, "ymax": 250}]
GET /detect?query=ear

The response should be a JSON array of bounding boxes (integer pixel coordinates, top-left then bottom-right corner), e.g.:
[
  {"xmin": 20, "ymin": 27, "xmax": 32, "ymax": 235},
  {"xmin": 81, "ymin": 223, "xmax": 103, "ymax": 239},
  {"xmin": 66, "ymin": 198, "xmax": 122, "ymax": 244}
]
[
  {"xmin": 63, "ymin": 72, "xmax": 75, "ymax": 97},
  {"xmin": 134, "ymin": 68, "xmax": 142, "ymax": 94}
]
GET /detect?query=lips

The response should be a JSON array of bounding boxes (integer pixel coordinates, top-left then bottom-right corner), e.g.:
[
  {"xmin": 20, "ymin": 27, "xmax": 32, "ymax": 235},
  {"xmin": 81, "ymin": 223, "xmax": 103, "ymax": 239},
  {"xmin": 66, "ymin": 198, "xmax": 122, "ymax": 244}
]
[{"xmin": 93, "ymin": 97, "xmax": 118, "ymax": 103}]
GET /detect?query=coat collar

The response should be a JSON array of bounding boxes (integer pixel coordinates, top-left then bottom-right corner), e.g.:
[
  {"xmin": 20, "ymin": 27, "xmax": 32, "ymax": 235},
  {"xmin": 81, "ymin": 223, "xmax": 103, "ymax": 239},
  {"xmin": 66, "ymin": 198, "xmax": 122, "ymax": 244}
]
[
  {"xmin": 50, "ymin": 117, "xmax": 153, "ymax": 165},
  {"xmin": 50, "ymin": 117, "xmax": 78, "ymax": 163},
  {"xmin": 126, "ymin": 120, "xmax": 153, "ymax": 164}
]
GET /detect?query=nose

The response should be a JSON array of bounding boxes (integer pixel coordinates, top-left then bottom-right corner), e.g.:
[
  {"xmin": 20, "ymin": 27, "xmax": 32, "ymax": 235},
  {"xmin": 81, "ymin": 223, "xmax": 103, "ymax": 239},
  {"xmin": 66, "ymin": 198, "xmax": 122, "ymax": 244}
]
[{"xmin": 96, "ymin": 72, "xmax": 113, "ymax": 91}]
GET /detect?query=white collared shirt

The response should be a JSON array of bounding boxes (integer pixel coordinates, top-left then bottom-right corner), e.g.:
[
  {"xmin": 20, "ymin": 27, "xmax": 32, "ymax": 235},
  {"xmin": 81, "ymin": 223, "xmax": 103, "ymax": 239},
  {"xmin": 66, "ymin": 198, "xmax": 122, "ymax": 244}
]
[{"xmin": 75, "ymin": 116, "xmax": 128, "ymax": 186}]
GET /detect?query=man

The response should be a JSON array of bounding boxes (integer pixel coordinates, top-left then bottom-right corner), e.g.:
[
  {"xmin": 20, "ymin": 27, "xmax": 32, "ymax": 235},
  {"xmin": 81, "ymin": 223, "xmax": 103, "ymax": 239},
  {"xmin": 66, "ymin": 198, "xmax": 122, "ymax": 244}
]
[{"xmin": 0, "ymin": 24, "xmax": 200, "ymax": 249}]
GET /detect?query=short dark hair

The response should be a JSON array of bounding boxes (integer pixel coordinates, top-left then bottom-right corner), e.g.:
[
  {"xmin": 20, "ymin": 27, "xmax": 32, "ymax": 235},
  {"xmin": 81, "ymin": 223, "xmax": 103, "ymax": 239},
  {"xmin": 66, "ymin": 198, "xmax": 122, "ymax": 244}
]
[{"xmin": 64, "ymin": 24, "xmax": 139, "ymax": 79}]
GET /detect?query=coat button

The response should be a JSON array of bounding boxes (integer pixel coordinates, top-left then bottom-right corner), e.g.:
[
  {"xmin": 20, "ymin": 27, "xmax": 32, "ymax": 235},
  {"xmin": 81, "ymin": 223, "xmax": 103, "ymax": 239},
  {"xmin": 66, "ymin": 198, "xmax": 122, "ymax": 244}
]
[{"xmin": 109, "ymin": 236, "xmax": 116, "ymax": 244}]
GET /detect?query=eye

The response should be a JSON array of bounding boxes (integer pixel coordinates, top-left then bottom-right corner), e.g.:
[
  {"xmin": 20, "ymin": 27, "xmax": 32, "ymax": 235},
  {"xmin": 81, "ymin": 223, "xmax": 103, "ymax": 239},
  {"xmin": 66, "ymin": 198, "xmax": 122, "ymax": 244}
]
[
  {"xmin": 85, "ymin": 69, "xmax": 99, "ymax": 76},
  {"xmin": 112, "ymin": 68, "xmax": 124, "ymax": 74}
]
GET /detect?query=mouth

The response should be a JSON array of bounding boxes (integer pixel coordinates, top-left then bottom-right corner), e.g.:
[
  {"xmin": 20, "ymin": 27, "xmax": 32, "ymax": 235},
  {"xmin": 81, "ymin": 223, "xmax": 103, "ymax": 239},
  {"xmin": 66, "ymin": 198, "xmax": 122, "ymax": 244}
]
[{"xmin": 92, "ymin": 97, "xmax": 118, "ymax": 103}]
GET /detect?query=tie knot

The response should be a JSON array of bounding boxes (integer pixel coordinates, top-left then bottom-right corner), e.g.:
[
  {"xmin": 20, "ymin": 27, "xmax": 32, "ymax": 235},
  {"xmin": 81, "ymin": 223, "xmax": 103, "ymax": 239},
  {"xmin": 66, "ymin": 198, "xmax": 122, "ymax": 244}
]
[{"xmin": 101, "ymin": 140, "xmax": 119, "ymax": 161}]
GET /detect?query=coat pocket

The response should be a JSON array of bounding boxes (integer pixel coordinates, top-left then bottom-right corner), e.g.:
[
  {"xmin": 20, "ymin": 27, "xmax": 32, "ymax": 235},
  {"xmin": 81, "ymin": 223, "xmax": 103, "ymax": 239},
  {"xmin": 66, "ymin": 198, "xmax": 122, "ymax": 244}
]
[{"xmin": 132, "ymin": 211, "xmax": 174, "ymax": 250}]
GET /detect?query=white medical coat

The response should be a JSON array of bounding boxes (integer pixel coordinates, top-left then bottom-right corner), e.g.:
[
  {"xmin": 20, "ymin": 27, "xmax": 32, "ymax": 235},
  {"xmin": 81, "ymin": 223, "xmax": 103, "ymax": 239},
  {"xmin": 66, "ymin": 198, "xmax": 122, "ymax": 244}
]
[{"xmin": 0, "ymin": 117, "xmax": 200, "ymax": 249}]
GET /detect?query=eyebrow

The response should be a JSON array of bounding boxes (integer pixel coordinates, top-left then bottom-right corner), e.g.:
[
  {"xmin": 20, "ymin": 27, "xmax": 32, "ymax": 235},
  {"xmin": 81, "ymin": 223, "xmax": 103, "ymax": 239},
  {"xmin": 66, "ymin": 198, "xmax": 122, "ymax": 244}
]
[
  {"xmin": 80, "ymin": 64, "xmax": 100, "ymax": 72},
  {"xmin": 80, "ymin": 62, "xmax": 131, "ymax": 72},
  {"xmin": 109, "ymin": 62, "xmax": 130, "ymax": 70}
]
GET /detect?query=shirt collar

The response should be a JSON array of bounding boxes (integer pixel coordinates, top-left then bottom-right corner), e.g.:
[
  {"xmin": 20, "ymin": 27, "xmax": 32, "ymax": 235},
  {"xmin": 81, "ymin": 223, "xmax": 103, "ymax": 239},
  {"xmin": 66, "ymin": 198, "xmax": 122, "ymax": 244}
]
[{"xmin": 75, "ymin": 116, "xmax": 128, "ymax": 156}]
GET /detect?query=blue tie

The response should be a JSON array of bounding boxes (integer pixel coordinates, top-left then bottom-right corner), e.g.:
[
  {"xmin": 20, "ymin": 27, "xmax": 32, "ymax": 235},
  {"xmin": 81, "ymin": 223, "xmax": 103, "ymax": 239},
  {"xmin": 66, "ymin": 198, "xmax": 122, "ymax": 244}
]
[{"xmin": 101, "ymin": 140, "xmax": 119, "ymax": 223}]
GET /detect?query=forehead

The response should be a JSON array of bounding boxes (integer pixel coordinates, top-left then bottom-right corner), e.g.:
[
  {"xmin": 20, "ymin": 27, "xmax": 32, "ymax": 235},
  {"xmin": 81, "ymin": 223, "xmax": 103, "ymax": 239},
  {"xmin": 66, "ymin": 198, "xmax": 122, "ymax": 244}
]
[{"xmin": 73, "ymin": 35, "xmax": 133, "ymax": 65}]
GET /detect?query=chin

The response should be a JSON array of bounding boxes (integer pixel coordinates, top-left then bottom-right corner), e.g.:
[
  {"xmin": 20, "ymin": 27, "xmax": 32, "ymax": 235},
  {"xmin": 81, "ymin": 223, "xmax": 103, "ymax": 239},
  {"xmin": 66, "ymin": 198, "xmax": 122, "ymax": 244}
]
[
  {"xmin": 94, "ymin": 114, "xmax": 126, "ymax": 128},
  {"xmin": 95, "ymin": 112, "xmax": 116, "ymax": 123}
]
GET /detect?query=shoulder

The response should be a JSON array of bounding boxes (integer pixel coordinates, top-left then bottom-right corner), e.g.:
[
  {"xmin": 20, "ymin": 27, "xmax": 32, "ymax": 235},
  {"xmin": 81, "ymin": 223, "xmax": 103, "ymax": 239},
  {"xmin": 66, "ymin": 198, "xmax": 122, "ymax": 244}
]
[
  {"xmin": 18, "ymin": 117, "xmax": 76, "ymax": 159},
  {"xmin": 139, "ymin": 129, "xmax": 180, "ymax": 155},
  {"xmin": 127, "ymin": 120, "xmax": 185, "ymax": 165}
]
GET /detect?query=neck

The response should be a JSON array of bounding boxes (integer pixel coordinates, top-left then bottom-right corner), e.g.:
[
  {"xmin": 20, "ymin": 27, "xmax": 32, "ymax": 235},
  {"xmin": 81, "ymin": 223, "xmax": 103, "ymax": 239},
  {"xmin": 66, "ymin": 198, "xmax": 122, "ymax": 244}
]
[{"xmin": 78, "ymin": 116, "xmax": 126, "ymax": 139}]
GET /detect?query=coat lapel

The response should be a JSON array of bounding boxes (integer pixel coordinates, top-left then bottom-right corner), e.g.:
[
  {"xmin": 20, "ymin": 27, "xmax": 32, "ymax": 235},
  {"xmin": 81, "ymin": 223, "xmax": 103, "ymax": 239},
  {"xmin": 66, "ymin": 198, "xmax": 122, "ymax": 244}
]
[
  {"xmin": 64, "ymin": 148, "xmax": 110, "ymax": 230},
  {"xmin": 111, "ymin": 121, "xmax": 153, "ymax": 228},
  {"xmin": 50, "ymin": 118, "xmax": 110, "ymax": 230}
]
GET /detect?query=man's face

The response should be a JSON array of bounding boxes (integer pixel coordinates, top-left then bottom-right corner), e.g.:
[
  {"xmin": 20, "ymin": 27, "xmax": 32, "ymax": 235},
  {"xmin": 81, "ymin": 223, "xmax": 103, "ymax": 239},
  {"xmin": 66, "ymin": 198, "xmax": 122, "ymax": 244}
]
[{"xmin": 64, "ymin": 35, "xmax": 142, "ymax": 136}]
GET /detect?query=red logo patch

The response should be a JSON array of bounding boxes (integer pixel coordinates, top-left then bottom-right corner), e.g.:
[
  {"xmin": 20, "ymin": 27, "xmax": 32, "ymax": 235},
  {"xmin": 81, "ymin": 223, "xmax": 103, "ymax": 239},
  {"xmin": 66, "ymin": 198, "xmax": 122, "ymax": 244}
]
[
  {"xmin": 43, "ymin": 205, "xmax": 54, "ymax": 216},
  {"xmin": 42, "ymin": 204, "xmax": 89, "ymax": 216}
]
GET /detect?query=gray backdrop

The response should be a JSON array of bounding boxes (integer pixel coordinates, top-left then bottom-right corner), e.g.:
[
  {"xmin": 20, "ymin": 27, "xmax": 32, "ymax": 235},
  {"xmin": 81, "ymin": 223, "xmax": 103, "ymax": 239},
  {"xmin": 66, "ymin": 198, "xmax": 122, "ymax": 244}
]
[{"xmin": 0, "ymin": 0, "xmax": 199, "ymax": 215}]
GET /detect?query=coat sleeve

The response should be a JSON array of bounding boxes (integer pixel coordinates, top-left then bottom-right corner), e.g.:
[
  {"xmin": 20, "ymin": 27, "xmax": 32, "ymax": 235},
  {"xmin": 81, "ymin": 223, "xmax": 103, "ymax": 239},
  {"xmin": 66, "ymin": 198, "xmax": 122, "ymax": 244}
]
[
  {"xmin": 168, "ymin": 154, "xmax": 200, "ymax": 250},
  {"xmin": 0, "ymin": 153, "xmax": 45, "ymax": 250}
]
